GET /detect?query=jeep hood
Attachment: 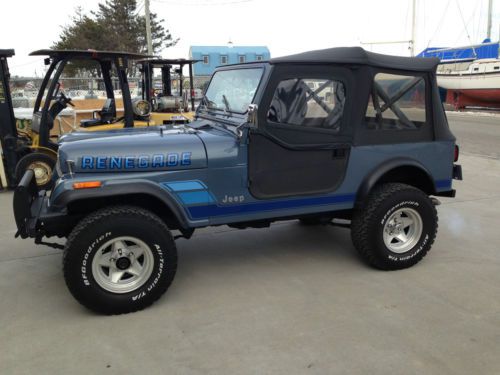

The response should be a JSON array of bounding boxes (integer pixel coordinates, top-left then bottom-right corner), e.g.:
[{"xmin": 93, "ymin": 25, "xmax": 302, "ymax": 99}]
[{"xmin": 58, "ymin": 126, "xmax": 207, "ymax": 173}]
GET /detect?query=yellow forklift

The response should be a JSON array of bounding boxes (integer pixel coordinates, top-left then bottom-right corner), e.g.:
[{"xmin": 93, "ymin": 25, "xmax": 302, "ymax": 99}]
[
  {"xmin": 138, "ymin": 58, "xmax": 200, "ymax": 125},
  {"xmin": 0, "ymin": 49, "xmax": 18, "ymax": 188},
  {"xmin": 7, "ymin": 49, "xmax": 153, "ymax": 189}
]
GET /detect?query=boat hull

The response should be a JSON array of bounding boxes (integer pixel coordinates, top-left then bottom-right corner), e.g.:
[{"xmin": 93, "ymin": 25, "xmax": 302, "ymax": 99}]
[
  {"xmin": 445, "ymin": 88, "xmax": 500, "ymax": 109},
  {"xmin": 437, "ymin": 72, "xmax": 500, "ymax": 90}
]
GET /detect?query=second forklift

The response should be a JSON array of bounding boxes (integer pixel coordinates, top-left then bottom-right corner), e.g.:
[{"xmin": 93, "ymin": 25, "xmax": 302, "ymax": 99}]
[{"xmin": 139, "ymin": 58, "xmax": 200, "ymax": 125}]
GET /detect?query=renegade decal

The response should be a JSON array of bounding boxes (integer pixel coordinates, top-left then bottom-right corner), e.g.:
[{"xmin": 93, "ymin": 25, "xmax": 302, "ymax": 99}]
[{"xmin": 81, "ymin": 152, "xmax": 192, "ymax": 169}]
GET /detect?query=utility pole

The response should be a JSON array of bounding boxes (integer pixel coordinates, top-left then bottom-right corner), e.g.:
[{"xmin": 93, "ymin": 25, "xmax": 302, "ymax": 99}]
[
  {"xmin": 145, "ymin": 0, "xmax": 153, "ymax": 55},
  {"xmin": 486, "ymin": 0, "xmax": 493, "ymax": 40},
  {"xmin": 410, "ymin": 0, "xmax": 417, "ymax": 56}
]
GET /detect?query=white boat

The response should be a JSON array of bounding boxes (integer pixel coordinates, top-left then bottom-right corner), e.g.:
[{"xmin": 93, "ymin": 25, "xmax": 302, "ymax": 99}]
[{"xmin": 434, "ymin": 58, "xmax": 500, "ymax": 107}]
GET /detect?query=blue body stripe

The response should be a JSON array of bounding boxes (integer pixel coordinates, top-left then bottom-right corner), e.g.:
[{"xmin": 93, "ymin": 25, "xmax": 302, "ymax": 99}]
[
  {"xmin": 187, "ymin": 193, "xmax": 355, "ymax": 219},
  {"xmin": 161, "ymin": 181, "xmax": 206, "ymax": 192},
  {"xmin": 435, "ymin": 179, "xmax": 452, "ymax": 189},
  {"xmin": 178, "ymin": 191, "xmax": 215, "ymax": 204}
]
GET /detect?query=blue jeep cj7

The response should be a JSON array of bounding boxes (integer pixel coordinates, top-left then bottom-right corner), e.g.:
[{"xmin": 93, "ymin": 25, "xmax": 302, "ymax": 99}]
[{"xmin": 14, "ymin": 47, "xmax": 462, "ymax": 314}]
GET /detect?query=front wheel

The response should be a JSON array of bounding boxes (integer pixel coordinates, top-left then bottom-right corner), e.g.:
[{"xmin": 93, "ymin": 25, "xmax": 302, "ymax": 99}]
[
  {"xmin": 351, "ymin": 183, "xmax": 438, "ymax": 270},
  {"xmin": 63, "ymin": 206, "xmax": 177, "ymax": 314}
]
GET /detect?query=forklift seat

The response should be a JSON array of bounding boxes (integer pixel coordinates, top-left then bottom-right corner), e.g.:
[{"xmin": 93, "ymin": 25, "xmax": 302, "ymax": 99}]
[{"xmin": 80, "ymin": 99, "xmax": 117, "ymax": 128}]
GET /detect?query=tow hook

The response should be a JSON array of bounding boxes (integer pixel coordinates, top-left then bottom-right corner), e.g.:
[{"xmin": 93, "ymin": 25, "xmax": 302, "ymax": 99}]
[{"xmin": 431, "ymin": 197, "xmax": 441, "ymax": 206}]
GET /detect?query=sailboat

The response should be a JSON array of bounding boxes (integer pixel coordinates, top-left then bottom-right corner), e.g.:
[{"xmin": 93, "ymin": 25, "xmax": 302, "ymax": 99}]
[{"xmin": 418, "ymin": 1, "xmax": 500, "ymax": 109}]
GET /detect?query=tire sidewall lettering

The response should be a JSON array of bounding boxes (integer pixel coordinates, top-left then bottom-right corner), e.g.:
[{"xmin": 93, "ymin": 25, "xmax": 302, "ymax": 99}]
[
  {"xmin": 132, "ymin": 243, "xmax": 165, "ymax": 301},
  {"xmin": 80, "ymin": 232, "xmax": 112, "ymax": 286}
]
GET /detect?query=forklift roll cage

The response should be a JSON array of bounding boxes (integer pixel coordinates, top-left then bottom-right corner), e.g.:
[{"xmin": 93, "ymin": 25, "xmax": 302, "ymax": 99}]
[
  {"xmin": 138, "ymin": 58, "xmax": 200, "ymax": 113},
  {"xmin": 0, "ymin": 49, "xmax": 17, "ymax": 186},
  {"xmin": 31, "ymin": 49, "xmax": 150, "ymax": 137}
]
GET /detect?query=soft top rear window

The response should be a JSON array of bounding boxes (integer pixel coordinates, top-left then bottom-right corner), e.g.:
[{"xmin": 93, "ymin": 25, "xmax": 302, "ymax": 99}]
[{"xmin": 365, "ymin": 72, "xmax": 426, "ymax": 130}]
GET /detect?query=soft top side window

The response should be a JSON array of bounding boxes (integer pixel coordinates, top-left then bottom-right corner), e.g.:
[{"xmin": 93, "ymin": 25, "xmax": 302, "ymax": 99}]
[
  {"xmin": 365, "ymin": 73, "xmax": 426, "ymax": 130},
  {"xmin": 267, "ymin": 77, "xmax": 346, "ymax": 131}
]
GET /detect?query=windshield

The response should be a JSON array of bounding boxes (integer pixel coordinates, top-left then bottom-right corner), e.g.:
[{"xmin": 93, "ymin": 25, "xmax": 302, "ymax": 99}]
[{"xmin": 203, "ymin": 68, "xmax": 263, "ymax": 113}]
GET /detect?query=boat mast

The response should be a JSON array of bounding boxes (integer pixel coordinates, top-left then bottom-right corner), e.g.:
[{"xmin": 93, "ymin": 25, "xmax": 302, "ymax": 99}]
[
  {"xmin": 410, "ymin": 0, "xmax": 417, "ymax": 56},
  {"xmin": 486, "ymin": 0, "xmax": 493, "ymax": 40}
]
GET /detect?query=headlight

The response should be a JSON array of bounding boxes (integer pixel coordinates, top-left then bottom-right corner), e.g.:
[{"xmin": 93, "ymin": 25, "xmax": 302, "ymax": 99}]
[{"xmin": 132, "ymin": 99, "xmax": 151, "ymax": 117}]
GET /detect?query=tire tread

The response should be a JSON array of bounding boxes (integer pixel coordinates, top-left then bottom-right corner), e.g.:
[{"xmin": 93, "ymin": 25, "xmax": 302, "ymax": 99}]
[
  {"xmin": 63, "ymin": 205, "xmax": 177, "ymax": 315},
  {"xmin": 351, "ymin": 183, "xmax": 438, "ymax": 270}
]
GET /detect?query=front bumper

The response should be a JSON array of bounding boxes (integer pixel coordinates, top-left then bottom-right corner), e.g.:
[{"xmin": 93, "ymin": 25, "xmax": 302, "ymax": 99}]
[
  {"xmin": 14, "ymin": 170, "xmax": 43, "ymax": 239},
  {"xmin": 13, "ymin": 170, "xmax": 71, "ymax": 241}
]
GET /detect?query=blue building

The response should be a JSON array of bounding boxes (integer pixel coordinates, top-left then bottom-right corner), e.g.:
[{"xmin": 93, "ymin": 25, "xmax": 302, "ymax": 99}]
[{"xmin": 189, "ymin": 45, "xmax": 271, "ymax": 77}]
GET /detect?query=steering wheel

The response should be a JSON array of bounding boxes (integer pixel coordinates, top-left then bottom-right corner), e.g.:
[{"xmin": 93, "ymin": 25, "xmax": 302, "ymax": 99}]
[{"xmin": 58, "ymin": 91, "xmax": 75, "ymax": 107}]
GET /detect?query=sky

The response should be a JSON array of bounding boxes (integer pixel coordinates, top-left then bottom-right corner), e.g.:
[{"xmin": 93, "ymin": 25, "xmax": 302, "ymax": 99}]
[{"xmin": 1, "ymin": 0, "xmax": 499, "ymax": 77}]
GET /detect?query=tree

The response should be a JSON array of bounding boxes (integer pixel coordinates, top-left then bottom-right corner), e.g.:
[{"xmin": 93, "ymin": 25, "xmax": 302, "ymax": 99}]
[{"xmin": 54, "ymin": 1, "xmax": 178, "ymax": 55}]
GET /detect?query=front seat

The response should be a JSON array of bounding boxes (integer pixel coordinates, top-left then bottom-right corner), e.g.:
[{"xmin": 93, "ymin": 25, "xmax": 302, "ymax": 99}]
[{"xmin": 80, "ymin": 99, "xmax": 117, "ymax": 127}]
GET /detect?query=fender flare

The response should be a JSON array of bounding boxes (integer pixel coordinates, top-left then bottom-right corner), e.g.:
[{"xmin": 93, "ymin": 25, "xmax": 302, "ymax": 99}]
[
  {"xmin": 355, "ymin": 157, "xmax": 436, "ymax": 207},
  {"xmin": 51, "ymin": 179, "xmax": 192, "ymax": 229},
  {"xmin": 28, "ymin": 146, "xmax": 58, "ymax": 158}
]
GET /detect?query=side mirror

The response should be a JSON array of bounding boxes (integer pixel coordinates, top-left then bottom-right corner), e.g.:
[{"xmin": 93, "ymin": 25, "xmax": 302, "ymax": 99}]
[{"xmin": 246, "ymin": 104, "xmax": 258, "ymax": 128}]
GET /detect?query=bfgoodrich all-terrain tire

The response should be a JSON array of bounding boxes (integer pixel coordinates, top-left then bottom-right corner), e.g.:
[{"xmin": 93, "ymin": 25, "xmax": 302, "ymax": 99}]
[
  {"xmin": 63, "ymin": 206, "xmax": 177, "ymax": 314},
  {"xmin": 351, "ymin": 183, "xmax": 437, "ymax": 270}
]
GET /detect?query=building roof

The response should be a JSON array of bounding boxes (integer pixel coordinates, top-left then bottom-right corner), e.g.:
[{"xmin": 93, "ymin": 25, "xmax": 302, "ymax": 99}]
[
  {"xmin": 271, "ymin": 47, "xmax": 439, "ymax": 72},
  {"xmin": 30, "ymin": 49, "xmax": 150, "ymax": 60},
  {"xmin": 190, "ymin": 45, "xmax": 270, "ymax": 55}
]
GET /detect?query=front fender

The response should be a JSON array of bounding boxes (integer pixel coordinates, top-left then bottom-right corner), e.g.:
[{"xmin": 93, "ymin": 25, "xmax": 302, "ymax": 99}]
[{"xmin": 50, "ymin": 178, "xmax": 198, "ymax": 229}]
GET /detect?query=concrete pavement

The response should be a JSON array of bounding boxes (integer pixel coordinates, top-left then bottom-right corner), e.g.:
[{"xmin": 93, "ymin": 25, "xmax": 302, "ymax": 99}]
[{"xmin": 0, "ymin": 114, "xmax": 499, "ymax": 375}]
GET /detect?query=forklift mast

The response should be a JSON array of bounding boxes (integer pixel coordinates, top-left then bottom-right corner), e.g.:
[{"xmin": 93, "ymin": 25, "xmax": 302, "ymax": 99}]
[{"xmin": 0, "ymin": 49, "xmax": 18, "ymax": 186}]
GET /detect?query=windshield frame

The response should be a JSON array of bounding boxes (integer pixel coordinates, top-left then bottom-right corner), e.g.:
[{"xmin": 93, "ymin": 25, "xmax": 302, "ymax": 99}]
[{"xmin": 200, "ymin": 65, "xmax": 265, "ymax": 115}]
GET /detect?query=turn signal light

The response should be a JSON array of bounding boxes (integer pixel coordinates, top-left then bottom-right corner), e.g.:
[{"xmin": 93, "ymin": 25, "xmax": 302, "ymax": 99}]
[{"xmin": 73, "ymin": 181, "xmax": 102, "ymax": 190}]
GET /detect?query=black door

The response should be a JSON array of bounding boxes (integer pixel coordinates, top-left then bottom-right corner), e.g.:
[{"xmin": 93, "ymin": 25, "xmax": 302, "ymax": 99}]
[{"xmin": 248, "ymin": 65, "xmax": 353, "ymax": 199}]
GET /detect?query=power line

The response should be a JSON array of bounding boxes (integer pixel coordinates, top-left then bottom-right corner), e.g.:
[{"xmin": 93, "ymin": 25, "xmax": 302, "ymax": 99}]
[
  {"xmin": 151, "ymin": 0, "xmax": 253, "ymax": 6},
  {"xmin": 10, "ymin": 59, "xmax": 45, "ymax": 69}
]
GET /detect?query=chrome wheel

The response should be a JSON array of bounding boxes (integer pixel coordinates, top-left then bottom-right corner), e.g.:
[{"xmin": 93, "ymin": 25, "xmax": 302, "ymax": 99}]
[
  {"xmin": 383, "ymin": 208, "xmax": 423, "ymax": 254},
  {"xmin": 28, "ymin": 161, "xmax": 53, "ymax": 186},
  {"xmin": 91, "ymin": 236, "xmax": 155, "ymax": 294}
]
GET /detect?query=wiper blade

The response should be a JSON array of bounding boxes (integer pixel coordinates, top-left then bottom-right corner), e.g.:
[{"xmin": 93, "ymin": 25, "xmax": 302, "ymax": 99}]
[
  {"xmin": 222, "ymin": 94, "xmax": 231, "ymax": 112},
  {"xmin": 194, "ymin": 113, "xmax": 239, "ymax": 137}
]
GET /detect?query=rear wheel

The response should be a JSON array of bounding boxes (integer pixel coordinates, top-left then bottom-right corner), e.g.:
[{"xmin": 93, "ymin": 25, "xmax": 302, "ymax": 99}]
[
  {"xmin": 15, "ymin": 152, "xmax": 56, "ymax": 190},
  {"xmin": 351, "ymin": 183, "xmax": 437, "ymax": 270},
  {"xmin": 63, "ymin": 206, "xmax": 177, "ymax": 314}
]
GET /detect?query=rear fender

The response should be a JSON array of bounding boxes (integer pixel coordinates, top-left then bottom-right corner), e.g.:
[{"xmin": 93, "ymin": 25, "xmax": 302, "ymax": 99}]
[{"xmin": 355, "ymin": 158, "xmax": 436, "ymax": 208}]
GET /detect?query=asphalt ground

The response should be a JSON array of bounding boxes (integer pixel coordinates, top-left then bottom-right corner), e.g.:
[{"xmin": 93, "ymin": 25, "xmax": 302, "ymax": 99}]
[{"xmin": 1, "ymin": 113, "xmax": 499, "ymax": 374}]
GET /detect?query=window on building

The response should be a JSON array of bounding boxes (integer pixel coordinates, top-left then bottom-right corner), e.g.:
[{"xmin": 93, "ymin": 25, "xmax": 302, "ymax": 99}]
[
  {"xmin": 365, "ymin": 73, "xmax": 426, "ymax": 130},
  {"xmin": 203, "ymin": 55, "xmax": 209, "ymax": 65},
  {"xmin": 256, "ymin": 55, "xmax": 263, "ymax": 61},
  {"xmin": 220, "ymin": 55, "xmax": 228, "ymax": 64},
  {"xmin": 267, "ymin": 78, "xmax": 345, "ymax": 131},
  {"xmin": 239, "ymin": 55, "xmax": 246, "ymax": 63}
]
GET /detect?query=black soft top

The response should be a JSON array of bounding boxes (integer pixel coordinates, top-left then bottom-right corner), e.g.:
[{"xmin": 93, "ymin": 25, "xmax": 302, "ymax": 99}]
[
  {"xmin": 271, "ymin": 47, "xmax": 439, "ymax": 72},
  {"xmin": 30, "ymin": 49, "xmax": 150, "ymax": 60}
]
